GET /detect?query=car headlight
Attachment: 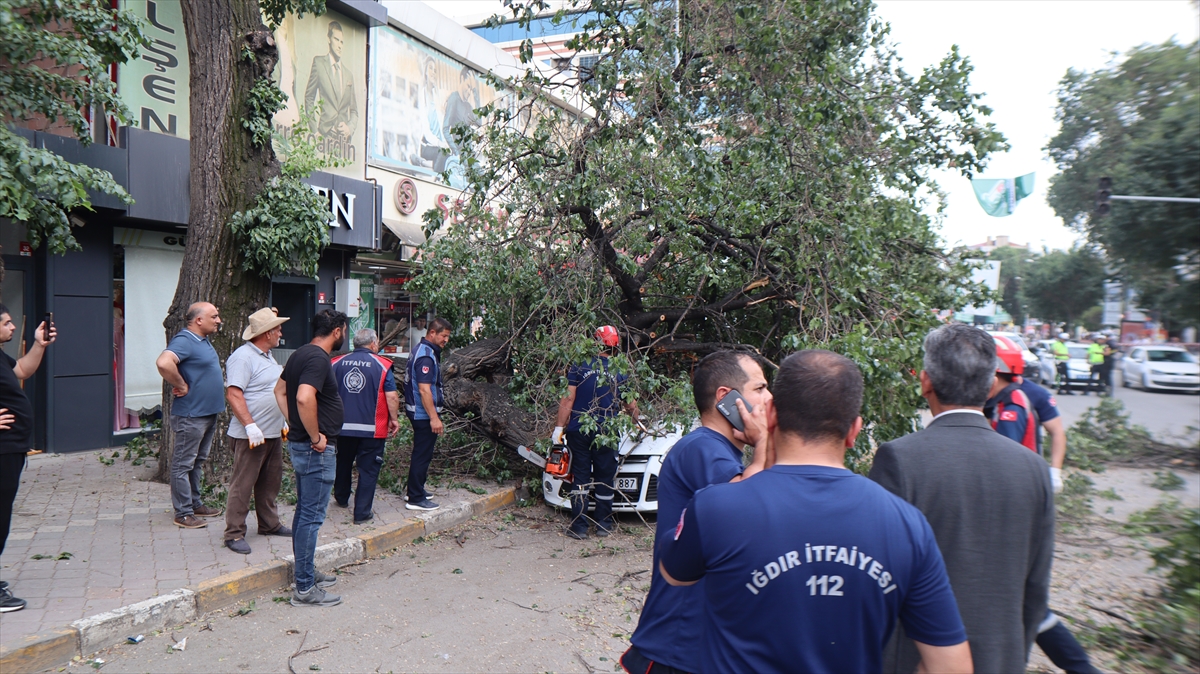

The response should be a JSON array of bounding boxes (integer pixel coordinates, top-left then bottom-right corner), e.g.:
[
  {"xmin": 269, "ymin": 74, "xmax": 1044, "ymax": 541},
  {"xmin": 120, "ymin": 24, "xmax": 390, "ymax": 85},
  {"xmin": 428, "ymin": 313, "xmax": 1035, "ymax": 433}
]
[{"xmin": 1150, "ymin": 369, "xmax": 1166, "ymax": 375}]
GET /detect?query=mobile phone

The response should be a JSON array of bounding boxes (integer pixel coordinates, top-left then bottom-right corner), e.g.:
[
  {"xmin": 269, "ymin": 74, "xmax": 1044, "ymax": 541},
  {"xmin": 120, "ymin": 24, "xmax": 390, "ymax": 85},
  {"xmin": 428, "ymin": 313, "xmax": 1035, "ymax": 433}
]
[
  {"xmin": 44, "ymin": 312, "xmax": 54, "ymax": 336},
  {"xmin": 715, "ymin": 390, "xmax": 753, "ymax": 433}
]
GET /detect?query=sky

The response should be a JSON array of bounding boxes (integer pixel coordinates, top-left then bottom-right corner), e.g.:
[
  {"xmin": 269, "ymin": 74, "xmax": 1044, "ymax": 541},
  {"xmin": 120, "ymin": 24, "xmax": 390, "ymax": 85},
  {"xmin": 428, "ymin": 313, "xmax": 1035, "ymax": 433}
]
[{"xmin": 418, "ymin": 0, "xmax": 1199, "ymax": 251}]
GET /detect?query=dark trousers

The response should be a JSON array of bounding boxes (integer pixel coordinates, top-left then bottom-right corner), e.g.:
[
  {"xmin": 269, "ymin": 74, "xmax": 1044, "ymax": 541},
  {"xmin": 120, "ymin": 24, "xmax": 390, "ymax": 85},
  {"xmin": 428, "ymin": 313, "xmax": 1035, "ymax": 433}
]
[
  {"xmin": 1056, "ymin": 361, "xmax": 1070, "ymax": 392},
  {"xmin": 566, "ymin": 430, "xmax": 617, "ymax": 534},
  {"xmin": 1089, "ymin": 364, "xmax": 1105, "ymax": 394},
  {"xmin": 1038, "ymin": 619, "xmax": 1100, "ymax": 674},
  {"xmin": 334, "ymin": 436, "xmax": 386, "ymax": 521},
  {"xmin": 0, "ymin": 453, "xmax": 26, "ymax": 562},
  {"xmin": 407, "ymin": 418, "xmax": 437, "ymax": 503},
  {"xmin": 620, "ymin": 646, "xmax": 691, "ymax": 674},
  {"xmin": 223, "ymin": 436, "xmax": 283, "ymax": 541}
]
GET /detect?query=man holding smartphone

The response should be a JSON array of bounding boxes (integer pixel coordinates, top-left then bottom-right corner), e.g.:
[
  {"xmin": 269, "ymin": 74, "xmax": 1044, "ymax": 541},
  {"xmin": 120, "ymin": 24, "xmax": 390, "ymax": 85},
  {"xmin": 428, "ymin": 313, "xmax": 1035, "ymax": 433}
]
[
  {"xmin": 623, "ymin": 350, "xmax": 772, "ymax": 674},
  {"xmin": 0, "ymin": 307, "xmax": 55, "ymax": 613}
]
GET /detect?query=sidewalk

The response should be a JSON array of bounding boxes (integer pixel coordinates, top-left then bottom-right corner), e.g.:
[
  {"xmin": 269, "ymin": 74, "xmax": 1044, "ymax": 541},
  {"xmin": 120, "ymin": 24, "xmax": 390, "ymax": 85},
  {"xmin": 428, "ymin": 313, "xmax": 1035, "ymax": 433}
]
[{"xmin": 0, "ymin": 448, "xmax": 508, "ymax": 648}]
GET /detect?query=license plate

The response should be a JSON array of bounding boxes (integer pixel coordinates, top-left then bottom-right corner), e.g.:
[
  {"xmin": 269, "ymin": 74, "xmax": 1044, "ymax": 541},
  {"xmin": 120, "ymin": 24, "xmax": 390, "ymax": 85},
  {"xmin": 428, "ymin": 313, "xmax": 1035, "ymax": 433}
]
[{"xmin": 616, "ymin": 477, "xmax": 639, "ymax": 491}]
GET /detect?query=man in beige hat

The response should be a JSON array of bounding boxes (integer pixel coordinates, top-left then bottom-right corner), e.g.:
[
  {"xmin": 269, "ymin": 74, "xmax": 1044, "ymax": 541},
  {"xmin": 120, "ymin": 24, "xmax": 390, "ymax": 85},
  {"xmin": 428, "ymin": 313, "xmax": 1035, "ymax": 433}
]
[{"xmin": 223, "ymin": 307, "xmax": 292, "ymax": 554}]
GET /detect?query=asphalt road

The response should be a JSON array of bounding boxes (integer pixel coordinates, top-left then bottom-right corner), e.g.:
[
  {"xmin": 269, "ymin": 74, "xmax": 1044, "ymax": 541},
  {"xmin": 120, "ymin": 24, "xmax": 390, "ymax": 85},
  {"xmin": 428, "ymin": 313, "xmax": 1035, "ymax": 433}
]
[
  {"xmin": 74, "ymin": 507, "xmax": 654, "ymax": 674},
  {"xmin": 1051, "ymin": 369, "xmax": 1200, "ymax": 442}
]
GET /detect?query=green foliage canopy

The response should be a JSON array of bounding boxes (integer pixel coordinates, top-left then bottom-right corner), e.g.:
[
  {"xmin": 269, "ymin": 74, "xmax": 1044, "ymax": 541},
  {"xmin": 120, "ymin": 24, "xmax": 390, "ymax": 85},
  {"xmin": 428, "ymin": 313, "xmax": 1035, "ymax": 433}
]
[
  {"xmin": 412, "ymin": 0, "xmax": 1005, "ymax": 463},
  {"xmin": 1022, "ymin": 246, "xmax": 1106, "ymax": 328},
  {"xmin": 0, "ymin": 0, "xmax": 146, "ymax": 254},
  {"xmin": 1046, "ymin": 41, "xmax": 1200, "ymax": 326}
]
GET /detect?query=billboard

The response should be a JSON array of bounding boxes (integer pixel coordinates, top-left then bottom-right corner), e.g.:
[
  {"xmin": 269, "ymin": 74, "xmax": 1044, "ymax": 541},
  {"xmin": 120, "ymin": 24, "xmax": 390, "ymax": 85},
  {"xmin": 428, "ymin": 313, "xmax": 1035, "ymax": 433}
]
[
  {"xmin": 273, "ymin": 9, "xmax": 367, "ymax": 178},
  {"xmin": 119, "ymin": 0, "xmax": 190, "ymax": 139},
  {"xmin": 368, "ymin": 26, "xmax": 500, "ymax": 188}
]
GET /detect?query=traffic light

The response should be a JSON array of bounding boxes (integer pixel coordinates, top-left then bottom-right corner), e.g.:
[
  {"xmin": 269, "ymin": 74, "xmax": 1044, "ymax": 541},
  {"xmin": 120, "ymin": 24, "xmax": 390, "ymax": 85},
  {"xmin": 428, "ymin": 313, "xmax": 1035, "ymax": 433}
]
[{"xmin": 1095, "ymin": 177, "xmax": 1112, "ymax": 217}]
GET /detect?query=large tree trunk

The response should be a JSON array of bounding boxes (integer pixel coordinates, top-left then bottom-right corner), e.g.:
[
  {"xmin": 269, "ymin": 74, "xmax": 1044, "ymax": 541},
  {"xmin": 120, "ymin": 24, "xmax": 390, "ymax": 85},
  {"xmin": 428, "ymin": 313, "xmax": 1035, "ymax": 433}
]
[{"xmin": 155, "ymin": 0, "xmax": 278, "ymax": 483}]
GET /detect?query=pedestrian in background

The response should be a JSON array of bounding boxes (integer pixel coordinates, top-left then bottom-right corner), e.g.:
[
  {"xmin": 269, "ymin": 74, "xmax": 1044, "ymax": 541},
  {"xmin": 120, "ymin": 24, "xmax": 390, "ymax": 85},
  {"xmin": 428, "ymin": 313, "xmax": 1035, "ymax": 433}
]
[
  {"xmin": 332, "ymin": 328, "xmax": 400, "ymax": 524},
  {"xmin": 402, "ymin": 317, "xmax": 453, "ymax": 512},
  {"xmin": 0, "ymin": 308, "xmax": 55, "ymax": 613},
  {"xmin": 658, "ymin": 351, "xmax": 972, "ymax": 673},
  {"xmin": 222, "ymin": 308, "xmax": 292, "ymax": 555},
  {"xmin": 1086, "ymin": 336, "xmax": 1106, "ymax": 395},
  {"xmin": 1051, "ymin": 332, "xmax": 1072, "ymax": 395},
  {"xmin": 624, "ymin": 350, "xmax": 771, "ymax": 674},
  {"xmin": 870, "ymin": 323, "xmax": 1054, "ymax": 673},
  {"xmin": 553, "ymin": 326, "xmax": 639, "ymax": 540},
  {"xmin": 276, "ymin": 309, "xmax": 346, "ymax": 607},
  {"xmin": 155, "ymin": 302, "xmax": 226, "ymax": 529}
]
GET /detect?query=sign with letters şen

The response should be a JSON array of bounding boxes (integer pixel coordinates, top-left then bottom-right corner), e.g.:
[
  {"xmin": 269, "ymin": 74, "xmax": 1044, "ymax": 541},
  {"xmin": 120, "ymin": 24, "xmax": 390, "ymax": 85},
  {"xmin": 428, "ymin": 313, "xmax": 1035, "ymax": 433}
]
[{"xmin": 119, "ymin": 0, "xmax": 190, "ymax": 139}]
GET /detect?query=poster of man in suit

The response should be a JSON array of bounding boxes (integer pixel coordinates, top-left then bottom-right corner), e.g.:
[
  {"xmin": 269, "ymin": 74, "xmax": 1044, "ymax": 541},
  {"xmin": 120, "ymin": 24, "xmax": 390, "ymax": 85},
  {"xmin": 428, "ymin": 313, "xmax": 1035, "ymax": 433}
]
[{"xmin": 272, "ymin": 9, "xmax": 366, "ymax": 178}]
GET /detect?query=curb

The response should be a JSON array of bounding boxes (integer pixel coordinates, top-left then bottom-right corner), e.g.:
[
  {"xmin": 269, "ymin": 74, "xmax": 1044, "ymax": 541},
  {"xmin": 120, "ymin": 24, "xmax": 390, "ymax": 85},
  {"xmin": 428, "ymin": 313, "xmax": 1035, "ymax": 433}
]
[{"xmin": 0, "ymin": 485, "xmax": 526, "ymax": 672}]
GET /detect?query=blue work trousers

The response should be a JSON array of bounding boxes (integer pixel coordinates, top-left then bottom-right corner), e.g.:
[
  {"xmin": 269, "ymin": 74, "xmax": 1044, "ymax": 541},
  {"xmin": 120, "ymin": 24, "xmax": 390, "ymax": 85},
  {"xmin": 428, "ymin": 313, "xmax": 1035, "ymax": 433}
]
[
  {"xmin": 566, "ymin": 430, "xmax": 617, "ymax": 534},
  {"xmin": 289, "ymin": 441, "xmax": 336, "ymax": 592},
  {"xmin": 334, "ymin": 436, "xmax": 386, "ymax": 521}
]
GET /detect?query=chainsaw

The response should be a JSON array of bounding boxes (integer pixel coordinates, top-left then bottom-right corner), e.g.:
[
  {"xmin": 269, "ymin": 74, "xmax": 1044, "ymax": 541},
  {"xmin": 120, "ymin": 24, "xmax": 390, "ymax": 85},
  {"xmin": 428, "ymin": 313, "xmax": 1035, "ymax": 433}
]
[{"xmin": 515, "ymin": 418, "xmax": 654, "ymax": 483}]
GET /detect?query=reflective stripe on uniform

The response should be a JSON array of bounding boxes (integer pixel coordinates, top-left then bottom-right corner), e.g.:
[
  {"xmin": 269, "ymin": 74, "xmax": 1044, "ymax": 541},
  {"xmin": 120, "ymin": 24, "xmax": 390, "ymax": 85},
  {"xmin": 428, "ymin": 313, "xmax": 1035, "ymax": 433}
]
[{"xmin": 341, "ymin": 423, "xmax": 376, "ymax": 433}]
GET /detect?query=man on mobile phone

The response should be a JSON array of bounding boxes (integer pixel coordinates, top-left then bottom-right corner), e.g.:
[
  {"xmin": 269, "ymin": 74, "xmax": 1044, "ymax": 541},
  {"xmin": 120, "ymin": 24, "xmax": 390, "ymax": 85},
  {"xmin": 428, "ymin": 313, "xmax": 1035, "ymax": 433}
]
[
  {"xmin": 623, "ymin": 350, "xmax": 772, "ymax": 674},
  {"xmin": 0, "ymin": 307, "xmax": 56, "ymax": 613}
]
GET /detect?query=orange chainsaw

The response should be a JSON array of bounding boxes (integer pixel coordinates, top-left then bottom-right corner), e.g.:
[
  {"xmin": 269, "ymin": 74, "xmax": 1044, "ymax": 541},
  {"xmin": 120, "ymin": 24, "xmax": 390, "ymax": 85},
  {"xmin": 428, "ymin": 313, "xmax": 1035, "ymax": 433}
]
[{"xmin": 517, "ymin": 443, "xmax": 572, "ymax": 482}]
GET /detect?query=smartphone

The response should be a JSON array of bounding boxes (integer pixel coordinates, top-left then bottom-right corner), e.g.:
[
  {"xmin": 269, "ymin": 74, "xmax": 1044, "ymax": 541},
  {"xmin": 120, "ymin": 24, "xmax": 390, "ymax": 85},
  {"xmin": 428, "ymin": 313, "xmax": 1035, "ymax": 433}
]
[
  {"xmin": 44, "ymin": 312, "xmax": 54, "ymax": 336},
  {"xmin": 715, "ymin": 390, "xmax": 753, "ymax": 432}
]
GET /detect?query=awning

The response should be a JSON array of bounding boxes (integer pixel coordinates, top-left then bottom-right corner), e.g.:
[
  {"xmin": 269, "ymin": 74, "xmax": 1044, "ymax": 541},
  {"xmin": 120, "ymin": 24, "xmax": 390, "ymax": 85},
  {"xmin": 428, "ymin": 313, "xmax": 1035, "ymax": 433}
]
[{"xmin": 382, "ymin": 217, "xmax": 427, "ymax": 247}]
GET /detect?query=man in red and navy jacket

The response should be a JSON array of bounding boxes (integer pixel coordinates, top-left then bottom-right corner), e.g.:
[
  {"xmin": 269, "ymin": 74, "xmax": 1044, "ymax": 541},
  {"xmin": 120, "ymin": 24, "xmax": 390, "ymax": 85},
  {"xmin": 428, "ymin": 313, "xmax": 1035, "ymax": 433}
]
[
  {"xmin": 984, "ymin": 336, "xmax": 1038, "ymax": 452},
  {"xmin": 332, "ymin": 328, "xmax": 400, "ymax": 524}
]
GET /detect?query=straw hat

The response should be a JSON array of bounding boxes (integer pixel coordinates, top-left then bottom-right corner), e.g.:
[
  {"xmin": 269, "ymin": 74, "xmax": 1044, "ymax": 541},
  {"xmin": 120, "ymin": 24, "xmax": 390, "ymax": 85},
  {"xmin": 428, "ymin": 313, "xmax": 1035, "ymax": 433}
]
[{"xmin": 242, "ymin": 307, "xmax": 289, "ymax": 340}]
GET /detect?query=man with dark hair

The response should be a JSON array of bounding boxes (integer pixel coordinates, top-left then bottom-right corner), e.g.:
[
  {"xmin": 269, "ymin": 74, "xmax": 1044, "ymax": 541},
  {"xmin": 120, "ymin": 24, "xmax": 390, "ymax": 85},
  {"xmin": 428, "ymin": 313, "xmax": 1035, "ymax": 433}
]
[
  {"xmin": 156, "ymin": 302, "xmax": 226, "ymax": 529},
  {"xmin": 402, "ymin": 316, "xmax": 452, "ymax": 511},
  {"xmin": 553, "ymin": 326, "xmax": 640, "ymax": 539},
  {"xmin": 624, "ymin": 349, "xmax": 771, "ymax": 674},
  {"xmin": 275, "ymin": 309, "xmax": 347, "ymax": 607},
  {"xmin": 870, "ymin": 323, "xmax": 1054, "ymax": 673},
  {"xmin": 332, "ymin": 328, "xmax": 399, "ymax": 524},
  {"xmin": 658, "ymin": 351, "xmax": 972, "ymax": 673},
  {"xmin": 0, "ymin": 306, "xmax": 55, "ymax": 613}
]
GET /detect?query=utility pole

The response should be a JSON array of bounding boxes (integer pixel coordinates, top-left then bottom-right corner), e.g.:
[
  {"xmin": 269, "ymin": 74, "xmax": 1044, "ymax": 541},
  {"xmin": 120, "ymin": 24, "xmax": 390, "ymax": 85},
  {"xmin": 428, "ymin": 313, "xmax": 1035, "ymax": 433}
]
[{"xmin": 1095, "ymin": 177, "xmax": 1200, "ymax": 217}]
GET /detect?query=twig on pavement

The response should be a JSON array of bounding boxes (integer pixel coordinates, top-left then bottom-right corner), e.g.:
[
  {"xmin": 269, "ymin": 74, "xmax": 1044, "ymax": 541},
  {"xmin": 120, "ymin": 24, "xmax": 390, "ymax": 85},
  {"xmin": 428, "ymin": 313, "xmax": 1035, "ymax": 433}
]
[
  {"xmin": 287, "ymin": 630, "xmax": 330, "ymax": 674},
  {"xmin": 575, "ymin": 652, "xmax": 598, "ymax": 674},
  {"xmin": 503, "ymin": 598, "xmax": 552, "ymax": 613}
]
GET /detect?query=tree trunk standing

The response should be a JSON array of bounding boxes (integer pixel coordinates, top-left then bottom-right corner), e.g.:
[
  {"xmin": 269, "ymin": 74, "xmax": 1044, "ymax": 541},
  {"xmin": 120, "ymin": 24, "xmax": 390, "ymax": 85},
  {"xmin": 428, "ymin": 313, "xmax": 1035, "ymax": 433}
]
[{"xmin": 155, "ymin": 0, "xmax": 279, "ymax": 484}]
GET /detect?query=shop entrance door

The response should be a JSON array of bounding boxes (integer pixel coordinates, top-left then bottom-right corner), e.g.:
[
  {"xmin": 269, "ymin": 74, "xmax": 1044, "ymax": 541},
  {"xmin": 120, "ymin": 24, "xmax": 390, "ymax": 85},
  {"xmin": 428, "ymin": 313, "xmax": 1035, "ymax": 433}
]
[{"xmin": 271, "ymin": 282, "xmax": 314, "ymax": 365}]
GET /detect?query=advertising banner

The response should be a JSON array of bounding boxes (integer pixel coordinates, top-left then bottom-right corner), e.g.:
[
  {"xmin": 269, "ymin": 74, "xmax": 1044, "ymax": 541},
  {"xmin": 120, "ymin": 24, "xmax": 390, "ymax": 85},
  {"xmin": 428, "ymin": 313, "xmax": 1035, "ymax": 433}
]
[
  {"xmin": 368, "ymin": 26, "xmax": 500, "ymax": 188},
  {"xmin": 273, "ymin": 9, "xmax": 367, "ymax": 178},
  {"xmin": 119, "ymin": 0, "xmax": 190, "ymax": 139}
]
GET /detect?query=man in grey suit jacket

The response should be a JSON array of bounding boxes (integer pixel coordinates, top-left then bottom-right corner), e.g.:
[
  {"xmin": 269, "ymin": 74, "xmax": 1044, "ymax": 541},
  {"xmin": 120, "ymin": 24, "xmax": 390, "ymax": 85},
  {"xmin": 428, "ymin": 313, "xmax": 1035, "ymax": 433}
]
[
  {"xmin": 870, "ymin": 323, "xmax": 1054, "ymax": 674},
  {"xmin": 304, "ymin": 21, "xmax": 357, "ymax": 140}
]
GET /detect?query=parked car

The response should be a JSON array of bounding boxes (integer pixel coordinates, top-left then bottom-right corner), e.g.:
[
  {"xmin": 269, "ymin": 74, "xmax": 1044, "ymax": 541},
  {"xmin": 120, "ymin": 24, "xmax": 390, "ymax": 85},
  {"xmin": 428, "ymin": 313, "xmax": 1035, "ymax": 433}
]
[
  {"xmin": 1033, "ymin": 339, "xmax": 1063, "ymax": 386},
  {"xmin": 1122, "ymin": 346, "xmax": 1200, "ymax": 393},
  {"xmin": 537, "ymin": 426, "xmax": 686, "ymax": 514},
  {"xmin": 988, "ymin": 331, "xmax": 1042, "ymax": 383}
]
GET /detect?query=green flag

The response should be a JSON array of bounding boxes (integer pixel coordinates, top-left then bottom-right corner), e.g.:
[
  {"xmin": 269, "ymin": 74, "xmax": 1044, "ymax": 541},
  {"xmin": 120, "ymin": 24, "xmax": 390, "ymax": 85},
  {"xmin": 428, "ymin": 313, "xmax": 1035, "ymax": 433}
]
[{"xmin": 971, "ymin": 172, "xmax": 1035, "ymax": 217}]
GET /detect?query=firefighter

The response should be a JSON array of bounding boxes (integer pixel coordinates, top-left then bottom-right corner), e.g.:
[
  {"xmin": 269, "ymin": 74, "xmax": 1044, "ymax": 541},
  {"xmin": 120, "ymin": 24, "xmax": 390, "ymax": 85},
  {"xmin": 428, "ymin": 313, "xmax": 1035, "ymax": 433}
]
[{"xmin": 984, "ymin": 335, "xmax": 1038, "ymax": 452}]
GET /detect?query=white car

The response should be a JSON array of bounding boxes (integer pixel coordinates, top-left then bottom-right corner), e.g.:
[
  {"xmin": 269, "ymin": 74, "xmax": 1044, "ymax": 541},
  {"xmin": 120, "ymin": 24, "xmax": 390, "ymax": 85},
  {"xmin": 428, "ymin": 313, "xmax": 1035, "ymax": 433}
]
[
  {"xmin": 1036, "ymin": 341, "xmax": 1096, "ymax": 392},
  {"xmin": 988, "ymin": 331, "xmax": 1042, "ymax": 383},
  {"xmin": 533, "ymin": 427, "xmax": 687, "ymax": 514},
  {"xmin": 1122, "ymin": 346, "xmax": 1200, "ymax": 393}
]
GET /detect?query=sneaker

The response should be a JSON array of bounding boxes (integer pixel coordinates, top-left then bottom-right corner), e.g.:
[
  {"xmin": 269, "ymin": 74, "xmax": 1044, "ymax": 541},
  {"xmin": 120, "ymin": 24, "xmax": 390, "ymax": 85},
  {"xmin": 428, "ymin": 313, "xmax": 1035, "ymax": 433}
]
[
  {"xmin": 291, "ymin": 586, "xmax": 341, "ymax": 607},
  {"xmin": 353, "ymin": 513, "xmax": 374, "ymax": 524},
  {"xmin": 405, "ymin": 499, "xmax": 440, "ymax": 511},
  {"xmin": 315, "ymin": 570, "xmax": 337, "ymax": 589},
  {"xmin": 595, "ymin": 525, "xmax": 613, "ymax": 538},
  {"xmin": 174, "ymin": 515, "xmax": 207, "ymax": 529},
  {"xmin": 0, "ymin": 586, "xmax": 26, "ymax": 613},
  {"xmin": 193, "ymin": 505, "xmax": 223, "ymax": 518},
  {"xmin": 225, "ymin": 538, "xmax": 251, "ymax": 554},
  {"xmin": 0, "ymin": 580, "xmax": 8, "ymax": 591},
  {"xmin": 566, "ymin": 528, "xmax": 588, "ymax": 540},
  {"xmin": 260, "ymin": 525, "xmax": 293, "ymax": 537}
]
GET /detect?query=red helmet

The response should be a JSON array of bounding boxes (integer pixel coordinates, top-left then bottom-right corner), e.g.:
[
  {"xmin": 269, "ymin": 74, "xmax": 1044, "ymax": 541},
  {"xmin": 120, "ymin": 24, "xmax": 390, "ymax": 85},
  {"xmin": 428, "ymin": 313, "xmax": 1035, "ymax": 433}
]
[
  {"xmin": 994, "ymin": 335, "xmax": 1024, "ymax": 375},
  {"xmin": 595, "ymin": 325, "xmax": 620, "ymax": 347}
]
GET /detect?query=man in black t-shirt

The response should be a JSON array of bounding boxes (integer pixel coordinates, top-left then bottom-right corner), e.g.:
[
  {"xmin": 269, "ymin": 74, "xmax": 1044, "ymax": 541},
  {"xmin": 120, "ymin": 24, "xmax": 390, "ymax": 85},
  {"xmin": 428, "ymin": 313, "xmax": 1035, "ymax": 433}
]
[
  {"xmin": 0, "ymin": 305, "xmax": 56, "ymax": 613},
  {"xmin": 275, "ymin": 310, "xmax": 346, "ymax": 608}
]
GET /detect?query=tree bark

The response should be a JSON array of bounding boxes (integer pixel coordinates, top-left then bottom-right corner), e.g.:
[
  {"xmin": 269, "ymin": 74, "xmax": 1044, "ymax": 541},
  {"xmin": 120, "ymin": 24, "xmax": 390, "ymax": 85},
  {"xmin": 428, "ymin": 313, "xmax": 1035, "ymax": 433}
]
[{"xmin": 155, "ymin": 0, "xmax": 279, "ymax": 483}]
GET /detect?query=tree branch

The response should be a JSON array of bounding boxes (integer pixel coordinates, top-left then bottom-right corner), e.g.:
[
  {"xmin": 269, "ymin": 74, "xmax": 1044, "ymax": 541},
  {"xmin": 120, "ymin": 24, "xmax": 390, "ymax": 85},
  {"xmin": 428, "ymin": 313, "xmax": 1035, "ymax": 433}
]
[{"xmin": 565, "ymin": 204, "xmax": 645, "ymax": 314}]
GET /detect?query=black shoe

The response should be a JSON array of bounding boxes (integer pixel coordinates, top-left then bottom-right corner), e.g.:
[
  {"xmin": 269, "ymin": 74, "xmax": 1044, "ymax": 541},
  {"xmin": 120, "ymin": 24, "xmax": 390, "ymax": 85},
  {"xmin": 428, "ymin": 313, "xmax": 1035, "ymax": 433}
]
[
  {"xmin": 595, "ymin": 524, "xmax": 613, "ymax": 538},
  {"xmin": 353, "ymin": 513, "xmax": 374, "ymax": 524},
  {"xmin": 0, "ymin": 580, "xmax": 8, "ymax": 591},
  {"xmin": 566, "ymin": 528, "xmax": 588, "ymax": 540},
  {"xmin": 225, "ymin": 538, "xmax": 252, "ymax": 555},
  {"xmin": 261, "ymin": 525, "xmax": 293, "ymax": 537},
  {"xmin": 0, "ymin": 586, "xmax": 26, "ymax": 613},
  {"xmin": 405, "ymin": 499, "xmax": 440, "ymax": 511},
  {"xmin": 334, "ymin": 499, "xmax": 349, "ymax": 508}
]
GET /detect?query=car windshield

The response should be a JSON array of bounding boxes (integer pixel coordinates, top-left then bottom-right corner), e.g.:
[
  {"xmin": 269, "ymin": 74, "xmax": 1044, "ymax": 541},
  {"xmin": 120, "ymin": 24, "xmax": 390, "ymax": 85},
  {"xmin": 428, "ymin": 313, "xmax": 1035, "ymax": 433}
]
[
  {"xmin": 1147, "ymin": 350, "xmax": 1196, "ymax": 363},
  {"xmin": 1068, "ymin": 347, "xmax": 1088, "ymax": 359}
]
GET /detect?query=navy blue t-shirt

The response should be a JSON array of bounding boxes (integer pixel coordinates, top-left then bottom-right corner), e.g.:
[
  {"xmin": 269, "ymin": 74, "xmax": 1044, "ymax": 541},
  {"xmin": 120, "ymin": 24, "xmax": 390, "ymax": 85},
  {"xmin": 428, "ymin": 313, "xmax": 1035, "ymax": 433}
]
[
  {"xmin": 566, "ymin": 356, "xmax": 627, "ymax": 432},
  {"xmin": 1019, "ymin": 379, "xmax": 1058, "ymax": 454},
  {"xmin": 631, "ymin": 427, "xmax": 744, "ymax": 670},
  {"xmin": 661, "ymin": 465, "xmax": 967, "ymax": 674},
  {"xmin": 165, "ymin": 329, "xmax": 226, "ymax": 417}
]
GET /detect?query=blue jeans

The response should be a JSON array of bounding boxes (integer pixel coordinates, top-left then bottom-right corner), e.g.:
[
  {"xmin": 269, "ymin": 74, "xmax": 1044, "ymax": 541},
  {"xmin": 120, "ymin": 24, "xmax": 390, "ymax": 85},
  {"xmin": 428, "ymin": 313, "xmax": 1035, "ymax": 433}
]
[
  {"xmin": 289, "ymin": 441, "xmax": 336, "ymax": 592},
  {"xmin": 333, "ymin": 436, "xmax": 386, "ymax": 521}
]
